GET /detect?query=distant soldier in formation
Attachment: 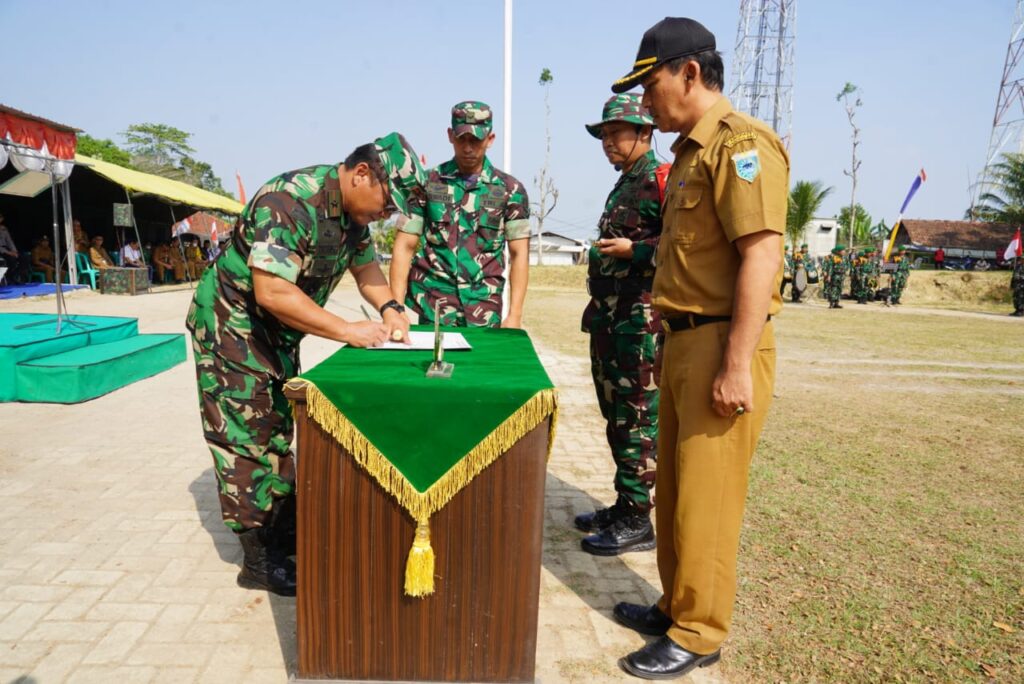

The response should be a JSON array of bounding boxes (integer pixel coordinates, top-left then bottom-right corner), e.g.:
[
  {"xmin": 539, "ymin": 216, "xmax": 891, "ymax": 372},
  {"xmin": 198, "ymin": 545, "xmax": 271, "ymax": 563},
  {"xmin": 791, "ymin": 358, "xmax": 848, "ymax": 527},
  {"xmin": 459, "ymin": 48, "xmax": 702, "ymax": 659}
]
[
  {"xmin": 865, "ymin": 249, "xmax": 880, "ymax": 300},
  {"xmin": 781, "ymin": 244, "xmax": 793, "ymax": 296},
  {"xmin": 801, "ymin": 244, "xmax": 820, "ymax": 295},
  {"xmin": 790, "ymin": 246, "xmax": 805, "ymax": 303},
  {"xmin": 1012, "ymin": 255, "xmax": 1024, "ymax": 317},
  {"xmin": 822, "ymin": 245, "xmax": 846, "ymax": 309},
  {"xmin": 889, "ymin": 246, "xmax": 912, "ymax": 305},
  {"xmin": 853, "ymin": 250, "xmax": 870, "ymax": 304}
]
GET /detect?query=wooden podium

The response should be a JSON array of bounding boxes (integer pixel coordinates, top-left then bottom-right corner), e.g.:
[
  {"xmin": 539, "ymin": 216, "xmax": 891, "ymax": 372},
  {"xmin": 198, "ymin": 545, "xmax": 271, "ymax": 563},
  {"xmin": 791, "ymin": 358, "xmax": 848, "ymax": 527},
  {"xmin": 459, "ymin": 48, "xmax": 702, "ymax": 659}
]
[{"xmin": 287, "ymin": 388, "xmax": 550, "ymax": 683}]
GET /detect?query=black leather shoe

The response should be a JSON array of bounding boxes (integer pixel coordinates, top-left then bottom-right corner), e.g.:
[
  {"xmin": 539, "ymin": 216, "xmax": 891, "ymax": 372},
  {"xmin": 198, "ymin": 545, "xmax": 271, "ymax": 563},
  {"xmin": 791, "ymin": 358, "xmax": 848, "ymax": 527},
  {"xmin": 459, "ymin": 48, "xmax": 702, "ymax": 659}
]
[
  {"xmin": 619, "ymin": 636, "xmax": 720, "ymax": 680},
  {"xmin": 613, "ymin": 602, "xmax": 672, "ymax": 636},
  {"xmin": 236, "ymin": 528, "xmax": 297, "ymax": 597},
  {"xmin": 581, "ymin": 513, "xmax": 655, "ymax": 556},
  {"xmin": 574, "ymin": 501, "xmax": 626, "ymax": 533}
]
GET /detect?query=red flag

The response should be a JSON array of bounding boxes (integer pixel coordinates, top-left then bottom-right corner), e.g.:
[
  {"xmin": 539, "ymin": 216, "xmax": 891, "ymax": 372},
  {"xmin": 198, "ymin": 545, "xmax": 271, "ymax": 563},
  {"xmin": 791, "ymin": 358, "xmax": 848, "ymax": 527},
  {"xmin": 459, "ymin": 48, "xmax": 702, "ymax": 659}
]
[
  {"xmin": 236, "ymin": 171, "xmax": 247, "ymax": 206},
  {"xmin": 1004, "ymin": 227, "xmax": 1022, "ymax": 261},
  {"xmin": 210, "ymin": 221, "xmax": 219, "ymax": 246}
]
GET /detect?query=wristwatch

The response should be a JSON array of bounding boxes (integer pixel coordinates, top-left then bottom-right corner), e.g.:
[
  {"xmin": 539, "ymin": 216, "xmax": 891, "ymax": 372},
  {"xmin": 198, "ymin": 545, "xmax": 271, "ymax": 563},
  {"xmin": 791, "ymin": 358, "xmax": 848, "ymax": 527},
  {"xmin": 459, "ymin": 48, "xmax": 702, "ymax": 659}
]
[{"xmin": 379, "ymin": 299, "xmax": 406, "ymax": 316}]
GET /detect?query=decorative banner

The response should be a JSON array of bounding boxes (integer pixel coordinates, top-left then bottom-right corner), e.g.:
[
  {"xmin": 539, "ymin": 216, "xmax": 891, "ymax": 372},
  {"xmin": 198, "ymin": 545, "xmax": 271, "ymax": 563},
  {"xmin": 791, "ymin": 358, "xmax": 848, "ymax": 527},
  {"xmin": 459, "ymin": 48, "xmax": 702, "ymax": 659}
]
[
  {"xmin": 235, "ymin": 171, "xmax": 247, "ymax": 206},
  {"xmin": 885, "ymin": 169, "xmax": 927, "ymax": 260},
  {"xmin": 1005, "ymin": 227, "xmax": 1022, "ymax": 261}
]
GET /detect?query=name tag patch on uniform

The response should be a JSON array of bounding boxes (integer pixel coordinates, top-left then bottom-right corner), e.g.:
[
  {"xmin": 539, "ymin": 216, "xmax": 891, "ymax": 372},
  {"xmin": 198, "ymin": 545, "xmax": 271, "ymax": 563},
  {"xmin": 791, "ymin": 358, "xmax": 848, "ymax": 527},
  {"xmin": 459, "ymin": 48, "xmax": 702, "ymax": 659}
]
[{"xmin": 732, "ymin": 149, "xmax": 760, "ymax": 183}]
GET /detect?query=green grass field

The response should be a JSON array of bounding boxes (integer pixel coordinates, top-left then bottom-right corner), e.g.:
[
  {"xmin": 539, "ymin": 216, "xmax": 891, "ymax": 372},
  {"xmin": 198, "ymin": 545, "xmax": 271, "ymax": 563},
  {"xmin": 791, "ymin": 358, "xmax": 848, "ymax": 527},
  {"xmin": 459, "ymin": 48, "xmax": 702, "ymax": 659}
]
[{"xmin": 524, "ymin": 266, "xmax": 1024, "ymax": 683}]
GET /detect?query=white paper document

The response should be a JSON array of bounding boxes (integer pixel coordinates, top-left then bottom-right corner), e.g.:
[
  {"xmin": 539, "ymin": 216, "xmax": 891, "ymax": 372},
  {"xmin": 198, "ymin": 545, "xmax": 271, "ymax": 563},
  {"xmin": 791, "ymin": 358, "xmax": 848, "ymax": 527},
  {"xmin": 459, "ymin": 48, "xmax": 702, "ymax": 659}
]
[{"xmin": 368, "ymin": 330, "xmax": 472, "ymax": 351}]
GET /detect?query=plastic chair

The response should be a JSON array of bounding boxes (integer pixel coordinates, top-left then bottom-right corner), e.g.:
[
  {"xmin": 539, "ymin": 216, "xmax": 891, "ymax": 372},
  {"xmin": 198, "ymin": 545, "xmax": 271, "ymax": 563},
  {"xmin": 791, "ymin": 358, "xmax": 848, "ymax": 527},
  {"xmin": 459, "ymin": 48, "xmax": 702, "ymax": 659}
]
[{"xmin": 74, "ymin": 252, "xmax": 99, "ymax": 289}]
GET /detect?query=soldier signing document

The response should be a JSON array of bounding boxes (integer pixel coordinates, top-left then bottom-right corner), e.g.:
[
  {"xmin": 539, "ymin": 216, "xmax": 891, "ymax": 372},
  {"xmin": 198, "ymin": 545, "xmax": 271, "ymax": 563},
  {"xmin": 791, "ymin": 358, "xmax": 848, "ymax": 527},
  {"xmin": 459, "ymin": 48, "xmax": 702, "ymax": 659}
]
[{"xmin": 186, "ymin": 133, "xmax": 426, "ymax": 596}]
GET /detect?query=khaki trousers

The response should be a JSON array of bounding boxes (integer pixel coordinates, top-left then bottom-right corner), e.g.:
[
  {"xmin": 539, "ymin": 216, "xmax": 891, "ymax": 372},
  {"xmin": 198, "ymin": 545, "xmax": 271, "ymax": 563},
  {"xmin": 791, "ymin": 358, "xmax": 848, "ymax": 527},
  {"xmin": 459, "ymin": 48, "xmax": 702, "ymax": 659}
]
[{"xmin": 655, "ymin": 320, "xmax": 776, "ymax": 654}]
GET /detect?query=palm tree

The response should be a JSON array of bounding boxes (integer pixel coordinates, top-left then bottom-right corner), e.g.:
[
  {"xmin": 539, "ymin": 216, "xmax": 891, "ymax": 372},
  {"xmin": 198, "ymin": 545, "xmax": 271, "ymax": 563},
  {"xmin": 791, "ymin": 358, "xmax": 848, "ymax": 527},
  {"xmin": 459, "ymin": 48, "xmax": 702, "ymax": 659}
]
[
  {"xmin": 786, "ymin": 180, "xmax": 834, "ymax": 248},
  {"xmin": 974, "ymin": 152, "xmax": 1024, "ymax": 225}
]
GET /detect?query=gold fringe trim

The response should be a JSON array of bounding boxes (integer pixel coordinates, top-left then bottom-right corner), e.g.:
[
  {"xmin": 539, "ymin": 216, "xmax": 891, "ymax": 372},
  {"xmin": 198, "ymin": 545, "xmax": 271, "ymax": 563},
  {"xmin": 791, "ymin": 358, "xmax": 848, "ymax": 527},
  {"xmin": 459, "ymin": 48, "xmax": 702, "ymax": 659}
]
[{"xmin": 304, "ymin": 384, "xmax": 559, "ymax": 523}]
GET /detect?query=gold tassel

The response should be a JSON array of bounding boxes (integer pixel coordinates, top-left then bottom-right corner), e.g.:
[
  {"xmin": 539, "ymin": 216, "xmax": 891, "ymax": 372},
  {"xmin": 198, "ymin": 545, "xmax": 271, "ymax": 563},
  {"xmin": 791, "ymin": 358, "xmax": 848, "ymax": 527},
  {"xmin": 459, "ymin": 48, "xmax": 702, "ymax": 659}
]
[{"xmin": 404, "ymin": 518, "xmax": 435, "ymax": 597}]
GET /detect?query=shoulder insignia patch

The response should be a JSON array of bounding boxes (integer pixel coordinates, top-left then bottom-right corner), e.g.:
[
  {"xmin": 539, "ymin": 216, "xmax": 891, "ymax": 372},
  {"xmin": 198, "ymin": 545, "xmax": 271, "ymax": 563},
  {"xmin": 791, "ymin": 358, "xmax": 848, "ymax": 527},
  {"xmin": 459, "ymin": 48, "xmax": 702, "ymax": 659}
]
[
  {"xmin": 723, "ymin": 131, "xmax": 758, "ymax": 149},
  {"xmin": 732, "ymin": 149, "xmax": 761, "ymax": 183}
]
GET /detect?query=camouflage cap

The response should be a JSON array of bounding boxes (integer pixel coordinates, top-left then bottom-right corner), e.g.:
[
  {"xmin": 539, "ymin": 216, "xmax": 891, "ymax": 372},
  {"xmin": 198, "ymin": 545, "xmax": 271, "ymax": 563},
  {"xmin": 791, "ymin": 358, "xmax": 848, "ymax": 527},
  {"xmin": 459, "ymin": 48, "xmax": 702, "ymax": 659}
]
[
  {"xmin": 451, "ymin": 101, "xmax": 493, "ymax": 140},
  {"xmin": 373, "ymin": 132, "xmax": 427, "ymax": 216},
  {"xmin": 832, "ymin": 245, "xmax": 845, "ymax": 254},
  {"xmin": 585, "ymin": 94, "xmax": 654, "ymax": 138}
]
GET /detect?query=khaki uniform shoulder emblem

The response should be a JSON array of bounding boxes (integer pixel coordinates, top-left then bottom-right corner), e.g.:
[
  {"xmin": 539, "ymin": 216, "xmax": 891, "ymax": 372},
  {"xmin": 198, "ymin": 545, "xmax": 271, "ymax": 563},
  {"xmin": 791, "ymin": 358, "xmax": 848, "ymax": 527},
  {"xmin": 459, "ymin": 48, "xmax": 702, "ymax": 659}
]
[{"xmin": 723, "ymin": 131, "xmax": 758, "ymax": 149}]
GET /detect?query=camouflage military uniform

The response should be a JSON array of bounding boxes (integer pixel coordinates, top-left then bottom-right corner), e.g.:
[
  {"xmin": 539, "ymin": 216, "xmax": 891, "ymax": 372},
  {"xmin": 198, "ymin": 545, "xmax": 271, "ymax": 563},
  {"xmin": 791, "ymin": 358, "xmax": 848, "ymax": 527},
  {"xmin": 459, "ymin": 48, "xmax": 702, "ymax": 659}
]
[
  {"xmin": 1012, "ymin": 257, "xmax": 1024, "ymax": 316},
  {"xmin": 822, "ymin": 248, "xmax": 847, "ymax": 308},
  {"xmin": 401, "ymin": 102, "xmax": 531, "ymax": 327},
  {"xmin": 582, "ymin": 147, "xmax": 663, "ymax": 512},
  {"xmin": 889, "ymin": 250, "xmax": 912, "ymax": 304},
  {"xmin": 186, "ymin": 133, "xmax": 422, "ymax": 532}
]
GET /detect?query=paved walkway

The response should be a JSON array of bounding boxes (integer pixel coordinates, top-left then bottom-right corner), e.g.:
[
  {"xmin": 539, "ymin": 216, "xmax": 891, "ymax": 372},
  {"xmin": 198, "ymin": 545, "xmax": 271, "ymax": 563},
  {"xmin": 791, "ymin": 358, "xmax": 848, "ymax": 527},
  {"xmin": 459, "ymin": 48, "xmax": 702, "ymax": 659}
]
[{"xmin": 0, "ymin": 285, "xmax": 723, "ymax": 684}]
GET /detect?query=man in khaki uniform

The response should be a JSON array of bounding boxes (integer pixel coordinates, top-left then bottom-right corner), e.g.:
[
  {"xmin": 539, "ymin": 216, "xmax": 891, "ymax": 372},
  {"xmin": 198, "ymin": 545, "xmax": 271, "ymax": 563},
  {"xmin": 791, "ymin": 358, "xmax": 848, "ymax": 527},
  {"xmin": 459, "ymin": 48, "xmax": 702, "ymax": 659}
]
[
  {"xmin": 89, "ymin": 235, "xmax": 115, "ymax": 270},
  {"xmin": 608, "ymin": 18, "xmax": 787, "ymax": 680}
]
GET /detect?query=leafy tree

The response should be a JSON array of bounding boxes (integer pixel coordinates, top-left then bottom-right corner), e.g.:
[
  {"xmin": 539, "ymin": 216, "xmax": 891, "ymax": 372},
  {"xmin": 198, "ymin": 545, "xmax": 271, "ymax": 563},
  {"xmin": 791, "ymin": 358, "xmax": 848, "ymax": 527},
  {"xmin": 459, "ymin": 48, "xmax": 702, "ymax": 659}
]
[
  {"xmin": 836, "ymin": 203, "xmax": 874, "ymax": 246},
  {"xmin": 122, "ymin": 123, "xmax": 195, "ymax": 171},
  {"xmin": 179, "ymin": 157, "xmax": 230, "ymax": 197},
  {"xmin": 871, "ymin": 219, "xmax": 890, "ymax": 241},
  {"xmin": 369, "ymin": 218, "xmax": 398, "ymax": 254},
  {"xmin": 533, "ymin": 68, "xmax": 558, "ymax": 265},
  {"xmin": 973, "ymin": 152, "xmax": 1024, "ymax": 225},
  {"xmin": 76, "ymin": 133, "xmax": 132, "ymax": 167},
  {"xmin": 119, "ymin": 122, "xmax": 229, "ymax": 196},
  {"xmin": 786, "ymin": 180, "xmax": 833, "ymax": 248}
]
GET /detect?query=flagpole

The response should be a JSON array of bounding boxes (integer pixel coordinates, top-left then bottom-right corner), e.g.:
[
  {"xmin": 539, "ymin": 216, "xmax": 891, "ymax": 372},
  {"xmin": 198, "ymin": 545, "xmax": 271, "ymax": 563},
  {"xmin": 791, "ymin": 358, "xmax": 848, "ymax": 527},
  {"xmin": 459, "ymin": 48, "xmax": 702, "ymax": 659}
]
[
  {"xmin": 503, "ymin": 0, "xmax": 512, "ymax": 174},
  {"xmin": 501, "ymin": 0, "xmax": 513, "ymax": 323}
]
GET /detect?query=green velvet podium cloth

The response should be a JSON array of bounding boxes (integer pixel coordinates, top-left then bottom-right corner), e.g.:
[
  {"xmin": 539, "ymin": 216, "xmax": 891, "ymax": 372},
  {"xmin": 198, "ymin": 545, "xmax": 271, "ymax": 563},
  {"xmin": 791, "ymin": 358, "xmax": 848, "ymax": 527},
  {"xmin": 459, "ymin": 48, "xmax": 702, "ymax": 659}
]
[{"xmin": 294, "ymin": 326, "xmax": 557, "ymax": 596}]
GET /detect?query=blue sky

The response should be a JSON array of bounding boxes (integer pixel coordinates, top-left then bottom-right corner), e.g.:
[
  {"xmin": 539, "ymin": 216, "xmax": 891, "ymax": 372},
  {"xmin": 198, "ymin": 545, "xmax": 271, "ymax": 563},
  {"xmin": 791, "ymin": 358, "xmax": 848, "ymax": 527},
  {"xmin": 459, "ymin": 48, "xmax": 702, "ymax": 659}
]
[{"xmin": 2, "ymin": 0, "xmax": 1014, "ymax": 240}]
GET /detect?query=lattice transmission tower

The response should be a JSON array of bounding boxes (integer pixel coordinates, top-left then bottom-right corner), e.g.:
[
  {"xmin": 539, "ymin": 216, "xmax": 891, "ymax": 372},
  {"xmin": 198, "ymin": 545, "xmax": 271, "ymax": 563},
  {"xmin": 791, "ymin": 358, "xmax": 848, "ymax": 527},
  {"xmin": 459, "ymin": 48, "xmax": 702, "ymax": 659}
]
[
  {"xmin": 729, "ymin": 0, "xmax": 797, "ymax": 148},
  {"xmin": 970, "ymin": 0, "xmax": 1024, "ymax": 216}
]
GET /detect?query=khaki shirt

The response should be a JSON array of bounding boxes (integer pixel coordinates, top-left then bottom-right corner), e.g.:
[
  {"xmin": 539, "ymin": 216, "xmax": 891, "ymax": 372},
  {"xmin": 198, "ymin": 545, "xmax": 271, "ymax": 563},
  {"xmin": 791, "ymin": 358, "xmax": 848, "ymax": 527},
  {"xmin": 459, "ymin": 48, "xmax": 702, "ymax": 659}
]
[{"xmin": 653, "ymin": 97, "xmax": 788, "ymax": 317}]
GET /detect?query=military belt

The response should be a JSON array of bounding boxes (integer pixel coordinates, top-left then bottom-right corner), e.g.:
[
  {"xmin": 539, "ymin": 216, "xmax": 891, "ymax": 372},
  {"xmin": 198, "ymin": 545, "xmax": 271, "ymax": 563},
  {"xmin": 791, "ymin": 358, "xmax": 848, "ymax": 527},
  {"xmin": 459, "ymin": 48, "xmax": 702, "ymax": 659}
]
[
  {"xmin": 587, "ymin": 277, "xmax": 654, "ymax": 297},
  {"xmin": 661, "ymin": 313, "xmax": 771, "ymax": 333}
]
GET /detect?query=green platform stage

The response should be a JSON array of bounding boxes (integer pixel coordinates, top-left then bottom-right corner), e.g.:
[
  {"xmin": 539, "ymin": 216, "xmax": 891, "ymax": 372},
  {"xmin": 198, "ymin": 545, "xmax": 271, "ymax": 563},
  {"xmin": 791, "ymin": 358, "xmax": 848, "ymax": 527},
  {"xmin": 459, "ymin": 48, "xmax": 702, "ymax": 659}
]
[{"xmin": 0, "ymin": 313, "xmax": 186, "ymax": 403}]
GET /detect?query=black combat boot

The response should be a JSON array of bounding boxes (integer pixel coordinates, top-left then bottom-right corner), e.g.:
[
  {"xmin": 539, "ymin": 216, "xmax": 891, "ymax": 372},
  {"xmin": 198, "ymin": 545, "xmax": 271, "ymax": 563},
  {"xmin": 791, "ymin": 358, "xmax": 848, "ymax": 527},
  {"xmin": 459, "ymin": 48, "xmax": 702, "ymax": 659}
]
[
  {"xmin": 580, "ymin": 510, "xmax": 655, "ymax": 556},
  {"xmin": 268, "ymin": 497, "xmax": 296, "ymax": 559},
  {"xmin": 574, "ymin": 500, "xmax": 628, "ymax": 533},
  {"xmin": 236, "ymin": 527, "xmax": 297, "ymax": 596}
]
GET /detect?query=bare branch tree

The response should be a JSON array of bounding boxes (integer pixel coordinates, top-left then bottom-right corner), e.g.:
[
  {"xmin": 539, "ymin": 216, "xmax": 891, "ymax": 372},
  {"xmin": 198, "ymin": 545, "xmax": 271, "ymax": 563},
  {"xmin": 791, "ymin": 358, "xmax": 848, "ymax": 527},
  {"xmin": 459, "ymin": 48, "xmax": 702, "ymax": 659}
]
[
  {"xmin": 836, "ymin": 82, "xmax": 863, "ymax": 250},
  {"xmin": 533, "ymin": 68, "xmax": 558, "ymax": 265}
]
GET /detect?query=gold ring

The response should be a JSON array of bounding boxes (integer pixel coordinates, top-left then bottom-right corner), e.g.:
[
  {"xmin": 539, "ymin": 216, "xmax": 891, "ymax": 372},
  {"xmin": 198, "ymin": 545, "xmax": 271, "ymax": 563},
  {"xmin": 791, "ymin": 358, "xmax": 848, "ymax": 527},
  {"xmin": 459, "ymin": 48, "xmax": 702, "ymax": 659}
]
[{"xmin": 391, "ymin": 329, "xmax": 403, "ymax": 341}]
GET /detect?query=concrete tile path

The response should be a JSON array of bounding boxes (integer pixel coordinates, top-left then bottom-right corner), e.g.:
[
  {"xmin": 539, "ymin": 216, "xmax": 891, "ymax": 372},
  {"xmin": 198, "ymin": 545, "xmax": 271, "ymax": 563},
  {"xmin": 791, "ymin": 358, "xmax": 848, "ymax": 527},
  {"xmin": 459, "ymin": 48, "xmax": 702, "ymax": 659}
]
[{"xmin": 0, "ymin": 284, "xmax": 724, "ymax": 684}]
